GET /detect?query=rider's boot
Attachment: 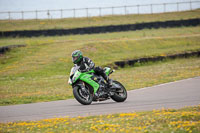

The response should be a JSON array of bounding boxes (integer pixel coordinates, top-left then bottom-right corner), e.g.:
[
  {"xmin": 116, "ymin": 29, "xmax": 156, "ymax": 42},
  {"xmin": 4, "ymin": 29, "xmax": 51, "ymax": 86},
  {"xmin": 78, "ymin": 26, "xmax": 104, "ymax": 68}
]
[{"xmin": 102, "ymin": 73, "xmax": 112, "ymax": 88}]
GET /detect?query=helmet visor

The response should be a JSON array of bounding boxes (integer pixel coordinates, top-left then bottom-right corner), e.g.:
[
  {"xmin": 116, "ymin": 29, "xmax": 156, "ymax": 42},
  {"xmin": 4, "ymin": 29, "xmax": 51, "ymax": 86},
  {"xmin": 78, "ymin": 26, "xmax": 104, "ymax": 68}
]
[{"xmin": 72, "ymin": 56, "xmax": 79, "ymax": 63}]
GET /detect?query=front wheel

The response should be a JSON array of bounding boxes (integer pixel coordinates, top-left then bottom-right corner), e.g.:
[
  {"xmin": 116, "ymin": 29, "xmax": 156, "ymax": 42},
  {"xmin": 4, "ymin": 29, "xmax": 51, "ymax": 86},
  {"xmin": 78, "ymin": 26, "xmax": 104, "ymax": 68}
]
[
  {"xmin": 73, "ymin": 85, "xmax": 93, "ymax": 105},
  {"xmin": 111, "ymin": 80, "xmax": 127, "ymax": 102}
]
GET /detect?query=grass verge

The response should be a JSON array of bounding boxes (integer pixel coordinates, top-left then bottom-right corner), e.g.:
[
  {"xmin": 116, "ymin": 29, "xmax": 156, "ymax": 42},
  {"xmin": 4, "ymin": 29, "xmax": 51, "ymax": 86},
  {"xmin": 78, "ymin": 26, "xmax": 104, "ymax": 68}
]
[{"xmin": 0, "ymin": 105, "xmax": 199, "ymax": 133}]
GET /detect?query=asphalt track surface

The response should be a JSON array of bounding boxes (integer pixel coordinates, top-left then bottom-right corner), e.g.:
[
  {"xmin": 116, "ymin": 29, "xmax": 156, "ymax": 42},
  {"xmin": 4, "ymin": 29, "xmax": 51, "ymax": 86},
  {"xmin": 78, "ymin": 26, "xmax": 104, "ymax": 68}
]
[{"xmin": 0, "ymin": 77, "xmax": 199, "ymax": 122}]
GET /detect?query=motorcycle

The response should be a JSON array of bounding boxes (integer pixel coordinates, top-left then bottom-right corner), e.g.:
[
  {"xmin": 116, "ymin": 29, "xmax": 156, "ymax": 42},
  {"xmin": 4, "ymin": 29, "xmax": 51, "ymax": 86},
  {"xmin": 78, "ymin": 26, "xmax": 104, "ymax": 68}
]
[{"xmin": 68, "ymin": 66, "xmax": 127, "ymax": 105}]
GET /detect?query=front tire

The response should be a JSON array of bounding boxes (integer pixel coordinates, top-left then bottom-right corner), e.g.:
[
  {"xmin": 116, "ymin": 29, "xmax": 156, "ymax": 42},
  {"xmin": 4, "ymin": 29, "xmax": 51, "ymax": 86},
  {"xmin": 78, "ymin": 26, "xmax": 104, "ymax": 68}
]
[
  {"xmin": 73, "ymin": 86, "xmax": 93, "ymax": 105},
  {"xmin": 111, "ymin": 80, "xmax": 127, "ymax": 102}
]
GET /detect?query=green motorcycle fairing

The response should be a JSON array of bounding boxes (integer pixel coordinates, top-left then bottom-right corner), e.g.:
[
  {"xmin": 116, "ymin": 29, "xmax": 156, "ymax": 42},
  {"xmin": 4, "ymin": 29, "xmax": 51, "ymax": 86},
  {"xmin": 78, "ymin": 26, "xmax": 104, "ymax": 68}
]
[
  {"xmin": 70, "ymin": 67, "xmax": 112, "ymax": 94},
  {"xmin": 71, "ymin": 70, "xmax": 99, "ymax": 94},
  {"xmin": 80, "ymin": 74, "xmax": 99, "ymax": 94}
]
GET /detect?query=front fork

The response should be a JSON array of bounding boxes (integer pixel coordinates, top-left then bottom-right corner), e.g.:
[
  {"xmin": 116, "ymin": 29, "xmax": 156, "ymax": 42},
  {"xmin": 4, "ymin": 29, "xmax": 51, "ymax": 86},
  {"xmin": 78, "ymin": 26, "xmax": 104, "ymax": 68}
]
[{"xmin": 74, "ymin": 81, "xmax": 89, "ymax": 95}]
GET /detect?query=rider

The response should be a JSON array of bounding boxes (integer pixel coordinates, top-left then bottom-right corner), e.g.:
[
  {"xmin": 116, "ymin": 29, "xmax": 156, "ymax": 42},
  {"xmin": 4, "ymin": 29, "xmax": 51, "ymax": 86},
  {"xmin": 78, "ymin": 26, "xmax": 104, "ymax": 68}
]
[{"xmin": 71, "ymin": 50, "xmax": 112, "ymax": 87}]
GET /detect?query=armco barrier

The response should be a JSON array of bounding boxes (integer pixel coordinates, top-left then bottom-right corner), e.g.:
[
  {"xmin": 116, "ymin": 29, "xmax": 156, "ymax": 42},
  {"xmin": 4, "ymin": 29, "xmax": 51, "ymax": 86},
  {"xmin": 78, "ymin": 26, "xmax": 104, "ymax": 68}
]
[
  {"xmin": 114, "ymin": 51, "xmax": 200, "ymax": 68},
  {"xmin": 0, "ymin": 18, "xmax": 199, "ymax": 38}
]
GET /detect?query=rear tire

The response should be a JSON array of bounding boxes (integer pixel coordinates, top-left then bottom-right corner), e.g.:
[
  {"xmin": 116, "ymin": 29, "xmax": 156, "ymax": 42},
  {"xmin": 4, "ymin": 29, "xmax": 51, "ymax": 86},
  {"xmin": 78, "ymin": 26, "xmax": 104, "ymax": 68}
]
[
  {"xmin": 73, "ymin": 86, "xmax": 93, "ymax": 105},
  {"xmin": 111, "ymin": 81, "xmax": 127, "ymax": 102}
]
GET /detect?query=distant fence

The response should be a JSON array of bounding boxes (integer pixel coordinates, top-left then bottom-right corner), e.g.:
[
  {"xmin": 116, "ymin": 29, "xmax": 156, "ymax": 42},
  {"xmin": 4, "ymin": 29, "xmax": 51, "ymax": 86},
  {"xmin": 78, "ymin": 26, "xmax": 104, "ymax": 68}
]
[{"xmin": 0, "ymin": 1, "xmax": 200, "ymax": 20}]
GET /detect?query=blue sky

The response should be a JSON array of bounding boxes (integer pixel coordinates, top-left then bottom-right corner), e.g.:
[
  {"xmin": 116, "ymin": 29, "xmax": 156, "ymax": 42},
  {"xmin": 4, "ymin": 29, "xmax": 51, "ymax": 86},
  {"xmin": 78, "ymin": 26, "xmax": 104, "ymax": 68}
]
[{"xmin": 0, "ymin": 0, "xmax": 195, "ymax": 12}]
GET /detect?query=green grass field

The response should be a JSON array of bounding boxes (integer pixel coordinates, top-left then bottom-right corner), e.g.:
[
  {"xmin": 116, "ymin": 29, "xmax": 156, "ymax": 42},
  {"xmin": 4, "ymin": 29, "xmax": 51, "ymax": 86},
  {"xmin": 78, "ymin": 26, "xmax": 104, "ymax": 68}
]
[
  {"xmin": 0, "ymin": 9, "xmax": 199, "ymax": 31},
  {"xmin": 1, "ymin": 105, "xmax": 199, "ymax": 133},
  {"xmin": 0, "ymin": 25, "xmax": 200, "ymax": 105}
]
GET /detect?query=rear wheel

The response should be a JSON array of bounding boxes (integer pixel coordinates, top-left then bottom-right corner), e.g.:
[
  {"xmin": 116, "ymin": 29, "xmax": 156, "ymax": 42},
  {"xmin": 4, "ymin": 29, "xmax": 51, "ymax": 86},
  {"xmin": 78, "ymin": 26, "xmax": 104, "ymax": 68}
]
[
  {"xmin": 111, "ymin": 80, "xmax": 127, "ymax": 102},
  {"xmin": 73, "ymin": 85, "xmax": 93, "ymax": 105}
]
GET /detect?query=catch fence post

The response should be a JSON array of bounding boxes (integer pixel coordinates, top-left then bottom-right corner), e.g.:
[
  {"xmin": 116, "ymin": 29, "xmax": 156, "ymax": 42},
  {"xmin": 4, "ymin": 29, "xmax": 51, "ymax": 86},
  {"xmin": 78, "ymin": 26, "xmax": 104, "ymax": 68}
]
[
  {"xmin": 112, "ymin": 7, "xmax": 114, "ymax": 15},
  {"xmin": 190, "ymin": 1, "xmax": 192, "ymax": 10},
  {"xmin": 137, "ymin": 5, "xmax": 140, "ymax": 14},
  {"xmin": 124, "ymin": 6, "xmax": 127, "ymax": 15},
  {"xmin": 99, "ymin": 7, "xmax": 101, "ymax": 17},
  {"xmin": 177, "ymin": 2, "xmax": 179, "ymax": 12},
  {"xmin": 86, "ymin": 8, "xmax": 88, "ymax": 18},
  {"xmin": 21, "ymin": 11, "xmax": 24, "ymax": 20},
  {"xmin": 163, "ymin": 3, "xmax": 166, "ymax": 13},
  {"xmin": 150, "ymin": 4, "xmax": 153, "ymax": 14},
  {"xmin": 60, "ymin": 9, "xmax": 63, "ymax": 19},
  {"xmin": 8, "ymin": 12, "xmax": 11, "ymax": 20},
  {"xmin": 73, "ymin": 9, "xmax": 75, "ymax": 18},
  {"xmin": 35, "ymin": 10, "xmax": 38, "ymax": 20},
  {"xmin": 47, "ymin": 10, "xmax": 50, "ymax": 19}
]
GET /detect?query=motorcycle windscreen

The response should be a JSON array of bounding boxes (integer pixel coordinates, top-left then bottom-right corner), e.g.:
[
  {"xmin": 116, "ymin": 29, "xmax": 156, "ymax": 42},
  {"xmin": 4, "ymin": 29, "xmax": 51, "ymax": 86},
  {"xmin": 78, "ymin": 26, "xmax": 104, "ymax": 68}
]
[
  {"xmin": 70, "ymin": 66, "xmax": 79, "ymax": 76},
  {"xmin": 69, "ymin": 66, "xmax": 80, "ymax": 85}
]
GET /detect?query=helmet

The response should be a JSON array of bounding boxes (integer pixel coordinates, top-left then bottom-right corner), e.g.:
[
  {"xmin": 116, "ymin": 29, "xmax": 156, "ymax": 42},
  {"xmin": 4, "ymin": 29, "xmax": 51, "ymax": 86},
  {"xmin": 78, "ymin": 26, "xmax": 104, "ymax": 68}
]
[{"xmin": 71, "ymin": 50, "xmax": 83, "ymax": 64}]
